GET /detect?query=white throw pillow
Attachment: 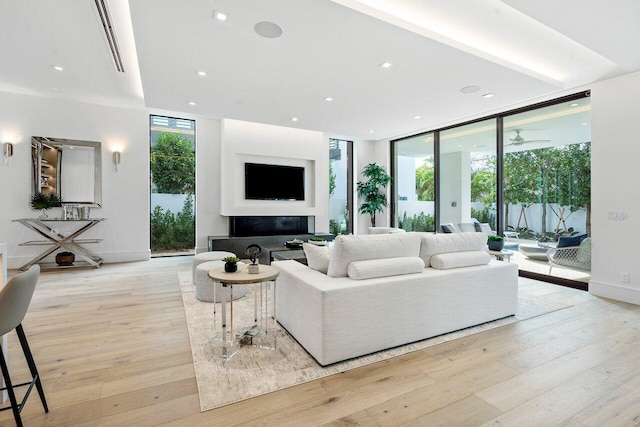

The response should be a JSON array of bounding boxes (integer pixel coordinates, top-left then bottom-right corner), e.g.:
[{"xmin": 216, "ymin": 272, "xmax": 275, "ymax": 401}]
[
  {"xmin": 347, "ymin": 257, "xmax": 425, "ymax": 280},
  {"xmin": 302, "ymin": 243, "xmax": 330, "ymax": 274},
  {"xmin": 430, "ymin": 251, "xmax": 491, "ymax": 270}
]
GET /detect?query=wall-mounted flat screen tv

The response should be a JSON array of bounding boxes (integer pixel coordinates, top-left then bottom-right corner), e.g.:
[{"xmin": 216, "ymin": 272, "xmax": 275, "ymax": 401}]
[{"xmin": 245, "ymin": 163, "xmax": 305, "ymax": 201}]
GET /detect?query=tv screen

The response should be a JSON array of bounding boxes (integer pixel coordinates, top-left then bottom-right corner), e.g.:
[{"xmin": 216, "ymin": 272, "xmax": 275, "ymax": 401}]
[{"xmin": 245, "ymin": 163, "xmax": 305, "ymax": 201}]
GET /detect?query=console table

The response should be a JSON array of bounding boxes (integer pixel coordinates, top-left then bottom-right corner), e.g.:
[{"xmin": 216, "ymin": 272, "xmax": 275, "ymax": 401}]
[{"xmin": 13, "ymin": 218, "xmax": 105, "ymax": 271}]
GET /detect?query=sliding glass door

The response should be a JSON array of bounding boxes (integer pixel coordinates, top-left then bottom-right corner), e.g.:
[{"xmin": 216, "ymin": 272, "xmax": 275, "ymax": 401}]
[
  {"xmin": 439, "ymin": 119, "xmax": 497, "ymax": 232},
  {"xmin": 503, "ymin": 98, "xmax": 591, "ymax": 283},
  {"xmin": 392, "ymin": 132, "xmax": 436, "ymax": 232},
  {"xmin": 391, "ymin": 93, "xmax": 591, "ymax": 287}
]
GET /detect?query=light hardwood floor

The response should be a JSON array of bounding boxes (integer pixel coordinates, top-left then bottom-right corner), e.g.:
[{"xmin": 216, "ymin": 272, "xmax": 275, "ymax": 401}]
[{"xmin": 2, "ymin": 257, "xmax": 639, "ymax": 426}]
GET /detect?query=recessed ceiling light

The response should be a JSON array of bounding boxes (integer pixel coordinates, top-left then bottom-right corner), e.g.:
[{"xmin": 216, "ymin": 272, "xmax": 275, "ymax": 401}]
[
  {"xmin": 196, "ymin": 70, "xmax": 207, "ymax": 77},
  {"xmin": 379, "ymin": 61, "xmax": 393, "ymax": 68},
  {"xmin": 324, "ymin": 97, "xmax": 333, "ymax": 102},
  {"xmin": 52, "ymin": 65, "xmax": 64, "ymax": 71},
  {"xmin": 368, "ymin": 130, "xmax": 374, "ymax": 134},
  {"xmin": 569, "ymin": 102, "xmax": 579, "ymax": 107},
  {"xmin": 212, "ymin": 10, "xmax": 228, "ymax": 21},
  {"xmin": 254, "ymin": 21, "xmax": 283, "ymax": 39},
  {"xmin": 291, "ymin": 117, "xmax": 299, "ymax": 122},
  {"xmin": 482, "ymin": 93, "xmax": 495, "ymax": 98},
  {"xmin": 188, "ymin": 101, "xmax": 196, "ymax": 106},
  {"xmin": 581, "ymin": 122, "xmax": 588, "ymax": 126},
  {"xmin": 460, "ymin": 85, "xmax": 480, "ymax": 94},
  {"xmin": 413, "ymin": 115, "xmax": 421, "ymax": 119}
]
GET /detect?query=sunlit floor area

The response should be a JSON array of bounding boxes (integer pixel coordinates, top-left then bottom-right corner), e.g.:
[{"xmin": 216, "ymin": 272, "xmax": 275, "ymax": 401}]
[{"xmin": 505, "ymin": 239, "xmax": 591, "ymax": 284}]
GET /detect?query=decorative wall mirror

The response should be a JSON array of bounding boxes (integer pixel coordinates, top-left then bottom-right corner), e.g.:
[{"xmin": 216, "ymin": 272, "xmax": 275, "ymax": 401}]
[{"xmin": 31, "ymin": 136, "xmax": 102, "ymax": 207}]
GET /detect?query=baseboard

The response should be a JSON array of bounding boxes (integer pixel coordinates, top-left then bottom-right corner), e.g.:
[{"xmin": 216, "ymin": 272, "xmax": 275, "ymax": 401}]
[
  {"xmin": 101, "ymin": 250, "xmax": 151, "ymax": 264},
  {"xmin": 589, "ymin": 280, "xmax": 640, "ymax": 305},
  {"xmin": 7, "ymin": 250, "xmax": 151, "ymax": 269}
]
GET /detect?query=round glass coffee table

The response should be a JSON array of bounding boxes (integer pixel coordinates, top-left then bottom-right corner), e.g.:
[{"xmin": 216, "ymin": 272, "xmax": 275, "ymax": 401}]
[{"xmin": 208, "ymin": 263, "xmax": 279, "ymax": 360}]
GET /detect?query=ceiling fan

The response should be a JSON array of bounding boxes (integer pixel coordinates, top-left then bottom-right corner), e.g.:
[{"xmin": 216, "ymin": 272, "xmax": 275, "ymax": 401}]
[{"xmin": 506, "ymin": 129, "xmax": 551, "ymax": 146}]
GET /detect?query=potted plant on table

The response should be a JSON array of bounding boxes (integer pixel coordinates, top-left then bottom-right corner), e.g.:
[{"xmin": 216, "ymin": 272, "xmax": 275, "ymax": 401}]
[
  {"xmin": 356, "ymin": 163, "xmax": 391, "ymax": 227},
  {"xmin": 29, "ymin": 192, "xmax": 62, "ymax": 218},
  {"xmin": 487, "ymin": 235, "xmax": 505, "ymax": 251},
  {"xmin": 222, "ymin": 256, "xmax": 240, "ymax": 273}
]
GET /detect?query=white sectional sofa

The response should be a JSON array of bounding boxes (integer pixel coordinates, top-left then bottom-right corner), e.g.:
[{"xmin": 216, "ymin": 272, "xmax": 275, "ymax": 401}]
[{"xmin": 274, "ymin": 232, "xmax": 518, "ymax": 366}]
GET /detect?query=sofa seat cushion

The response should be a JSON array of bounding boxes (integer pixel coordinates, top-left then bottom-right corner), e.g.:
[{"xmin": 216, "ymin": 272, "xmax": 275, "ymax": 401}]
[
  {"xmin": 420, "ymin": 232, "xmax": 488, "ymax": 267},
  {"xmin": 302, "ymin": 243, "xmax": 330, "ymax": 274},
  {"xmin": 430, "ymin": 251, "xmax": 491, "ymax": 270},
  {"xmin": 327, "ymin": 233, "xmax": 422, "ymax": 277},
  {"xmin": 348, "ymin": 257, "xmax": 425, "ymax": 280}
]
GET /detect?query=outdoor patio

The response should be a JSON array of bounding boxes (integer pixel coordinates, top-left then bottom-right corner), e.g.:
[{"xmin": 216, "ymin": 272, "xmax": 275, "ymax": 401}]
[{"xmin": 505, "ymin": 238, "xmax": 590, "ymax": 284}]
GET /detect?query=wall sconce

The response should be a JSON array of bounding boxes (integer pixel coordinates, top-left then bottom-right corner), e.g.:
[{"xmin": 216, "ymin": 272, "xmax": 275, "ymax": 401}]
[
  {"xmin": 3, "ymin": 142, "xmax": 14, "ymax": 166},
  {"xmin": 113, "ymin": 151, "xmax": 121, "ymax": 172}
]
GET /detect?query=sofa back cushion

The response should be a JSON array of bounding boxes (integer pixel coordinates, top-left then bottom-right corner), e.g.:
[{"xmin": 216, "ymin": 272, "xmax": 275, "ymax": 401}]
[
  {"xmin": 302, "ymin": 243, "xmax": 331, "ymax": 274},
  {"xmin": 430, "ymin": 251, "xmax": 491, "ymax": 270},
  {"xmin": 327, "ymin": 233, "xmax": 422, "ymax": 277},
  {"xmin": 348, "ymin": 257, "xmax": 425, "ymax": 280},
  {"xmin": 420, "ymin": 232, "xmax": 488, "ymax": 267}
]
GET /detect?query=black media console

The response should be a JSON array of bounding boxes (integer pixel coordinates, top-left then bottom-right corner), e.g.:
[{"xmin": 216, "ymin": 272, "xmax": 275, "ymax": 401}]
[{"xmin": 207, "ymin": 216, "xmax": 333, "ymax": 265}]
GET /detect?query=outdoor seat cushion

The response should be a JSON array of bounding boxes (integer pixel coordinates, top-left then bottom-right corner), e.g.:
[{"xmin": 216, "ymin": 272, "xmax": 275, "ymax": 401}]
[{"xmin": 557, "ymin": 233, "xmax": 588, "ymax": 248}]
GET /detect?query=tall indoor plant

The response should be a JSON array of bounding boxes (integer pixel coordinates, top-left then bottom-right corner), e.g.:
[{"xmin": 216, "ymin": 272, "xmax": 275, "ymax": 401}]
[{"xmin": 356, "ymin": 163, "xmax": 391, "ymax": 227}]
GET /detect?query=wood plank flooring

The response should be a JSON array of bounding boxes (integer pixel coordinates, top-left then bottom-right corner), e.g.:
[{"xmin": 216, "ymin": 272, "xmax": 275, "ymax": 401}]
[{"xmin": 1, "ymin": 257, "xmax": 639, "ymax": 426}]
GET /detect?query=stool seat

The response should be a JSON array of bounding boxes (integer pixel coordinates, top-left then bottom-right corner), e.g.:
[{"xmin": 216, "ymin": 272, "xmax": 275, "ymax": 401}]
[
  {"xmin": 194, "ymin": 261, "xmax": 247, "ymax": 302},
  {"xmin": 192, "ymin": 251, "xmax": 236, "ymax": 284},
  {"xmin": 0, "ymin": 265, "xmax": 48, "ymax": 427}
]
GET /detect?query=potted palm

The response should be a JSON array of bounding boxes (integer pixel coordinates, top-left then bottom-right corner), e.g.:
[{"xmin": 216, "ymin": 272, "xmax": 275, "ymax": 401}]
[
  {"xmin": 487, "ymin": 235, "xmax": 505, "ymax": 251},
  {"xmin": 29, "ymin": 192, "xmax": 61, "ymax": 218},
  {"xmin": 356, "ymin": 163, "xmax": 391, "ymax": 227}
]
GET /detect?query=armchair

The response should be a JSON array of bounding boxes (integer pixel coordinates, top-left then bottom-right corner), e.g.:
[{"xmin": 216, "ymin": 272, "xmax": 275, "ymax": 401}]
[{"xmin": 547, "ymin": 237, "xmax": 591, "ymax": 274}]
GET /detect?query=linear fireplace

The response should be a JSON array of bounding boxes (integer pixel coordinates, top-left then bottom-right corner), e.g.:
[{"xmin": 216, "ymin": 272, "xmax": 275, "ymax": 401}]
[{"xmin": 229, "ymin": 216, "xmax": 315, "ymax": 237}]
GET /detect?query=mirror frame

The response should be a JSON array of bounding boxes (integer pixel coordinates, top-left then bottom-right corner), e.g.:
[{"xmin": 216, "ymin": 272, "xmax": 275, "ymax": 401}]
[{"xmin": 32, "ymin": 136, "xmax": 102, "ymax": 207}]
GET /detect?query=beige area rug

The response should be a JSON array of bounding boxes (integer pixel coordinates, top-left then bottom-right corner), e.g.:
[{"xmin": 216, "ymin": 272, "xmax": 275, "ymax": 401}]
[{"xmin": 178, "ymin": 272, "xmax": 571, "ymax": 412}]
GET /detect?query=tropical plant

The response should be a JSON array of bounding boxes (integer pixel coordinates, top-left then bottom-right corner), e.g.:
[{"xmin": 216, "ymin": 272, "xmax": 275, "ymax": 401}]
[
  {"xmin": 329, "ymin": 161, "xmax": 336, "ymax": 197},
  {"xmin": 150, "ymin": 133, "xmax": 195, "ymax": 194},
  {"xmin": 415, "ymin": 159, "xmax": 435, "ymax": 201},
  {"xmin": 150, "ymin": 195, "xmax": 195, "ymax": 251},
  {"xmin": 487, "ymin": 234, "xmax": 504, "ymax": 242},
  {"xmin": 356, "ymin": 163, "xmax": 391, "ymax": 227},
  {"xmin": 29, "ymin": 192, "xmax": 61, "ymax": 211}
]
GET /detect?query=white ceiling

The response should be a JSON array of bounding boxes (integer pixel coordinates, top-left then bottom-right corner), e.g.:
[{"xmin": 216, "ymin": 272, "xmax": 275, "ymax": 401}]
[{"xmin": 0, "ymin": 0, "xmax": 638, "ymax": 141}]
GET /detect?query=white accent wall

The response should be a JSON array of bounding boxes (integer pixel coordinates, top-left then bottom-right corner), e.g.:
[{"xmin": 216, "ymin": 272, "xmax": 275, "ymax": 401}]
[
  {"xmin": 589, "ymin": 71, "xmax": 640, "ymax": 304},
  {"xmin": 219, "ymin": 119, "xmax": 329, "ymax": 230},
  {"xmin": 0, "ymin": 91, "xmax": 150, "ymax": 267}
]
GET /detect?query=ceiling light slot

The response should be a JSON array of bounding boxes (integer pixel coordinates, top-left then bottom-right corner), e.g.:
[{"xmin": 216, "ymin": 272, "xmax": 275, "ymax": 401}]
[{"xmin": 93, "ymin": 0, "xmax": 125, "ymax": 73}]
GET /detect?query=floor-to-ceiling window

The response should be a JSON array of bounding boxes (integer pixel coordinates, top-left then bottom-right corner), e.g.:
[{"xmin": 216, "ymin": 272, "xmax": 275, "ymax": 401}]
[
  {"xmin": 149, "ymin": 115, "xmax": 196, "ymax": 256},
  {"xmin": 329, "ymin": 139, "xmax": 353, "ymax": 235},
  {"xmin": 392, "ymin": 132, "xmax": 436, "ymax": 232},
  {"xmin": 439, "ymin": 119, "xmax": 497, "ymax": 231},
  {"xmin": 391, "ymin": 93, "xmax": 591, "ymax": 288},
  {"xmin": 503, "ymin": 98, "xmax": 591, "ymax": 283}
]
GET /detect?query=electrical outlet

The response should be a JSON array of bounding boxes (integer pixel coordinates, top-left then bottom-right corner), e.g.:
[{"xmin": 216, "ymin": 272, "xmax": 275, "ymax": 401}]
[{"xmin": 621, "ymin": 272, "xmax": 630, "ymax": 283}]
